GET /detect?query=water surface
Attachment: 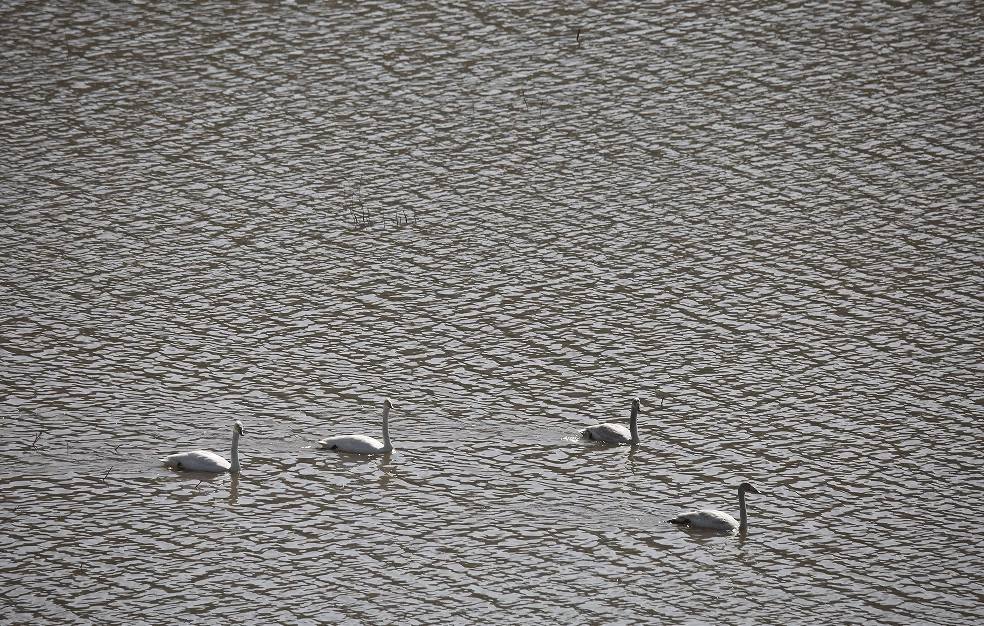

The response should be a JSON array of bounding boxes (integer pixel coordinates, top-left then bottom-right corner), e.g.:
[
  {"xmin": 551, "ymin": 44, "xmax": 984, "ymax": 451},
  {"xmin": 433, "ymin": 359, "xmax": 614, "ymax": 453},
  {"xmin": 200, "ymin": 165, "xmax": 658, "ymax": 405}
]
[{"xmin": 2, "ymin": 0, "xmax": 982, "ymax": 624}]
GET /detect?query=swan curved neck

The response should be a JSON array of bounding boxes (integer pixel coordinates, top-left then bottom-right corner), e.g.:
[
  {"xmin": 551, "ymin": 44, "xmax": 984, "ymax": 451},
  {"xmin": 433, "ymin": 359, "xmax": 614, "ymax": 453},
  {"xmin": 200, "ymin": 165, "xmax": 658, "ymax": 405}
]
[
  {"xmin": 230, "ymin": 429, "xmax": 241, "ymax": 473},
  {"xmin": 381, "ymin": 405, "xmax": 393, "ymax": 452},
  {"xmin": 629, "ymin": 403, "xmax": 640, "ymax": 444}
]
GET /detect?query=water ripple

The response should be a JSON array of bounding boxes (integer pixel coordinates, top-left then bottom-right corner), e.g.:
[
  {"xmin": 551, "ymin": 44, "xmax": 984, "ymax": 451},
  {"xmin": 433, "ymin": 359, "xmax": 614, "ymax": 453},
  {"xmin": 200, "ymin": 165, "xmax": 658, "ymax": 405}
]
[{"xmin": 3, "ymin": 0, "xmax": 983, "ymax": 623}]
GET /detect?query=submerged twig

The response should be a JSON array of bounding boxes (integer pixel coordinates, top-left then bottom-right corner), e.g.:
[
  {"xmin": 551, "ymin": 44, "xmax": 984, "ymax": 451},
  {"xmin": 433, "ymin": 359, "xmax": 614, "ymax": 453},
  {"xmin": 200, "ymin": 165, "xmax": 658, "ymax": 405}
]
[
  {"xmin": 348, "ymin": 184, "xmax": 374, "ymax": 228},
  {"xmin": 392, "ymin": 210, "xmax": 416, "ymax": 227}
]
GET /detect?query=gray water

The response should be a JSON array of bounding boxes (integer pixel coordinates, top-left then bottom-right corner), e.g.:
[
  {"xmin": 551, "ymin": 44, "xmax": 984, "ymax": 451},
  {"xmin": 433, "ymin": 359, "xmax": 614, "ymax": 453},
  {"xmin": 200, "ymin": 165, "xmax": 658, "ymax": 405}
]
[{"xmin": 2, "ymin": 0, "xmax": 983, "ymax": 624}]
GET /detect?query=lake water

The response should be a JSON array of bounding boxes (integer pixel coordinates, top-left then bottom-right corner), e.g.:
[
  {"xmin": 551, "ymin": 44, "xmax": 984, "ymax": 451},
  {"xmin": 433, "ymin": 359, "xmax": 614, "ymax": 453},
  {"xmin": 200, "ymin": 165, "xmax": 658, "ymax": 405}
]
[{"xmin": 2, "ymin": 0, "xmax": 982, "ymax": 624}]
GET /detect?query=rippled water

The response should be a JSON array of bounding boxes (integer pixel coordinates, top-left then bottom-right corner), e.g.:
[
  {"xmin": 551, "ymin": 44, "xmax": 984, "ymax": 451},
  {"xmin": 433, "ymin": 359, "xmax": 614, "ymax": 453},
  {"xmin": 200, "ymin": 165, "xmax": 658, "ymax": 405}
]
[{"xmin": 2, "ymin": 0, "xmax": 983, "ymax": 623}]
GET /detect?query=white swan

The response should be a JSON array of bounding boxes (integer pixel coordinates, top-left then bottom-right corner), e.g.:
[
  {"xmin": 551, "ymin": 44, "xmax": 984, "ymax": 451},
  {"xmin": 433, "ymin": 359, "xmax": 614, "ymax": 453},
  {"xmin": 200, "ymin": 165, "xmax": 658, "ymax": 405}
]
[
  {"xmin": 581, "ymin": 398, "xmax": 642, "ymax": 445},
  {"xmin": 318, "ymin": 399, "xmax": 395, "ymax": 454},
  {"xmin": 162, "ymin": 421, "xmax": 244, "ymax": 473},
  {"xmin": 669, "ymin": 482, "xmax": 764, "ymax": 532}
]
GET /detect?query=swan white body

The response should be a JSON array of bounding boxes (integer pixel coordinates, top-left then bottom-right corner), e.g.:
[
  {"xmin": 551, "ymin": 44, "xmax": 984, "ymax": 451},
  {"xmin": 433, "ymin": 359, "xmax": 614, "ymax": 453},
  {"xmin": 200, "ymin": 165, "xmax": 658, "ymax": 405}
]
[
  {"xmin": 318, "ymin": 399, "xmax": 394, "ymax": 454},
  {"xmin": 162, "ymin": 421, "xmax": 244, "ymax": 473},
  {"xmin": 581, "ymin": 398, "xmax": 641, "ymax": 445},
  {"xmin": 669, "ymin": 482, "xmax": 764, "ymax": 532}
]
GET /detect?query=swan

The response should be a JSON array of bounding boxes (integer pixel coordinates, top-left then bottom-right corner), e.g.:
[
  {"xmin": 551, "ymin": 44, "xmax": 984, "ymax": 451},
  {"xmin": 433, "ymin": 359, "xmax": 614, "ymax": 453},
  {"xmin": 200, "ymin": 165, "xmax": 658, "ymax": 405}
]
[
  {"xmin": 669, "ymin": 482, "xmax": 765, "ymax": 532},
  {"xmin": 162, "ymin": 421, "xmax": 244, "ymax": 473},
  {"xmin": 581, "ymin": 398, "xmax": 642, "ymax": 445},
  {"xmin": 318, "ymin": 399, "xmax": 395, "ymax": 454}
]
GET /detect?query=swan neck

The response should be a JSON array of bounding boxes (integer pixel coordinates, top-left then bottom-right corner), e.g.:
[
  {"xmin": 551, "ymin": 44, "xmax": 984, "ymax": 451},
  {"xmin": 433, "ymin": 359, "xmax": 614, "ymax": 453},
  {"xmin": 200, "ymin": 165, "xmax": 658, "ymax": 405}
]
[
  {"xmin": 230, "ymin": 429, "xmax": 241, "ymax": 473},
  {"xmin": 629, "ymin": 403, "xmax": 640, "ymax": 444},
  {"xmin": 738, "ymin": 487, "xmax": 748, "ymax": 530},
  {"xmin": 381, "ymin": 405, "xmax": 393, "ymax": 451}
]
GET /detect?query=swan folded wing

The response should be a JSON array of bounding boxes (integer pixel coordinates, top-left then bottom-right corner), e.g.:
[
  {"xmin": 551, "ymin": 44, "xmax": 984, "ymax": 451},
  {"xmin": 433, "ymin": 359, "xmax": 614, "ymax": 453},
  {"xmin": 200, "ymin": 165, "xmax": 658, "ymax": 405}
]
[
  {"xmin": 162, "ymin": 450, "xmax": 231, "ymax": 472},
  {"xmin": 581, "ymin": 423, "xmax": 632, "ymax": 444},
  {"xmin": 669, "ymin": 509, "xmax": 739, "ymax": 532},
  {"xmin": 318, "ymin": 434, "xmax": 387, "ymax": 454}
]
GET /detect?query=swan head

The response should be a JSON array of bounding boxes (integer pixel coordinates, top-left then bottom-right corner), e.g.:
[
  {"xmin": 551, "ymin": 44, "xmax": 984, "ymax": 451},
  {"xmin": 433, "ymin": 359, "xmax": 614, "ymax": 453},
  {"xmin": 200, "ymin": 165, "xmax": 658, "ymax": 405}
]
[
  {"xmin": 234, "ymin": 421, "xmax": 245, "ymax": 436},
  {"xmin": 738, "ymin": 482, "xmax": 762, "ymax": 496},
  {"xmin": 384, "ymin": 399, "xmax": 396, "ymax": 410}
]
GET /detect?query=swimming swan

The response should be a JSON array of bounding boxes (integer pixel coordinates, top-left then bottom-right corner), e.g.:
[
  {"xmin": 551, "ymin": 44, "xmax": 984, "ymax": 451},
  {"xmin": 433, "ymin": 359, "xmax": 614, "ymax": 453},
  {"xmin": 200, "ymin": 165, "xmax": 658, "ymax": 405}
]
[
  {"xmin": 581, "ymin": 398, "xmax": 642, "ymax": 445},
  {"xmin": 162, "ymin": 421, "xmax": 245, "ymax": 473},
  {"xmin": 669, "ymin": 482, "xmax": 764, "ymax": 532},
  {"xmin": 318, "ymin": 399, "xmax": 395, "ymax": 454}
]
